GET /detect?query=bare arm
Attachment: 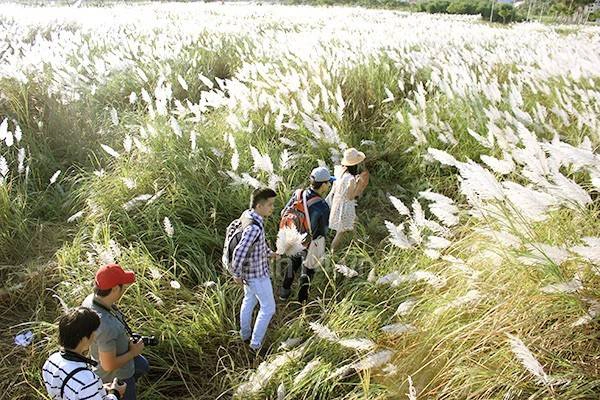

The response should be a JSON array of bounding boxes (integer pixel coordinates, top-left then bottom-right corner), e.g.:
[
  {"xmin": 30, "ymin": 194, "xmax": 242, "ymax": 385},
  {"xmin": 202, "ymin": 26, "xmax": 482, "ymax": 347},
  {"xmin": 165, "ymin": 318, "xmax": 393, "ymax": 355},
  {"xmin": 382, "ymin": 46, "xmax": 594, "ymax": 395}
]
[
  {"xmin": 345, "ymin": 176, "xmax": 359, "ymax": 200},
  {"xmin": 346, "ymin": 171, "xmax": 369, "ymax": 199},
  {"xmin": 98, "ymin": 339, "xmax": 144, "ymax": 372}
]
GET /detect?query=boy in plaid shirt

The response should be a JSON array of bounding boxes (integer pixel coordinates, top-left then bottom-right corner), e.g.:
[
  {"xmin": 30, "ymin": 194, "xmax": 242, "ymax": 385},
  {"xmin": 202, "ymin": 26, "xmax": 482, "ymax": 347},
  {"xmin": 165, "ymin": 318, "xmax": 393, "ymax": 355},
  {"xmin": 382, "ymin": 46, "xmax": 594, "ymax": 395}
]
[{"xmin": 230, "ymin": 188, "xmax": 277, "ymax": 351}]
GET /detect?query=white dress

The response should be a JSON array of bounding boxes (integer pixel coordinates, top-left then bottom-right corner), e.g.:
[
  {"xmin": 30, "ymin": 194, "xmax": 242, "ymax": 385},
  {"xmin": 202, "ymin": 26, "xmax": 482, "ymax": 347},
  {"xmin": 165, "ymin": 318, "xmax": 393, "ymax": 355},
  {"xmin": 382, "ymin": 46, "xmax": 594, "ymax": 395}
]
[{"xmin": 328, "ymin": 171, "xmax": 357, "ymax": 232}]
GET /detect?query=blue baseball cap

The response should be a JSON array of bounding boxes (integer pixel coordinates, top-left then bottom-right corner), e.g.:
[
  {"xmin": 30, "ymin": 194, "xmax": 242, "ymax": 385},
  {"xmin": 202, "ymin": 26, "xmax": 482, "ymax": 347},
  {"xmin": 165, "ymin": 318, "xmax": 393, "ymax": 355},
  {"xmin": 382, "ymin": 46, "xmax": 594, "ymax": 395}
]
[{"xmin": 310, "ymin": 167, "xmax": 335, "ymax": 183}]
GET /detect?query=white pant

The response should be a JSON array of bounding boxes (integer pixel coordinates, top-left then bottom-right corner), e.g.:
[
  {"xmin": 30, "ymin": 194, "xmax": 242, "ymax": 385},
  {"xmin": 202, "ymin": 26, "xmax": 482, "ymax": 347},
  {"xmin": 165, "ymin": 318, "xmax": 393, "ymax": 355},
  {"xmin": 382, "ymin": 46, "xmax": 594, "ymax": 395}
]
[{"xmin": 240, "ymin": 276, "xmax": 276, "ymax": 349}]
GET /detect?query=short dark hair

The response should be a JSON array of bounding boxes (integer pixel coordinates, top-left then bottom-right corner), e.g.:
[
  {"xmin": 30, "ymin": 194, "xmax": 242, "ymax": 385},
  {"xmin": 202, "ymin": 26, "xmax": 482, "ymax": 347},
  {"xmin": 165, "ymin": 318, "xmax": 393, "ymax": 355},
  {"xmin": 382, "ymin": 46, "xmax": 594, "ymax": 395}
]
[
  {"xmin": 58, "ymin": 307, "xmax": 101, "ymax": 349},
  {"xmin": 93, "ymin": 284, "xmax": 121, "ymax": 297},
  {"xmin": 310, "ymin": 180, "xmax": 327, "ymax": 191},
  {"xmin": 345, "ymin": 165, "xmax": 359, "ymax": 176},
  {"xmin": 250, "ymin": 187, "xmax": 276, "ymax": 208}
]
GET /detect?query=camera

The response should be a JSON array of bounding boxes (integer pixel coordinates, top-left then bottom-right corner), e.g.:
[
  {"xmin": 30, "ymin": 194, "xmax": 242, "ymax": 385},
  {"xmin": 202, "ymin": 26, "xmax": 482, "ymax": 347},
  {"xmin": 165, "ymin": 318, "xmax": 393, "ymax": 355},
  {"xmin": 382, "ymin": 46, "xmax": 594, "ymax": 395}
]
[{"xmin": 131, "ymin": 333, "xmax": 159, "ymax": 346}]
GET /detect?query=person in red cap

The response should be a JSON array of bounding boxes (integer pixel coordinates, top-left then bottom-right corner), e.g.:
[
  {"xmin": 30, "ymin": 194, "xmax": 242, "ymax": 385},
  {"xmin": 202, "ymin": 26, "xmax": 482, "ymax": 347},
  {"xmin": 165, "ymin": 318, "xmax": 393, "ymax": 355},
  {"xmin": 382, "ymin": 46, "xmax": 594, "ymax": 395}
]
[{"xmin": 82, "ymin": 264, "xmax": 148, "ymax": 400}]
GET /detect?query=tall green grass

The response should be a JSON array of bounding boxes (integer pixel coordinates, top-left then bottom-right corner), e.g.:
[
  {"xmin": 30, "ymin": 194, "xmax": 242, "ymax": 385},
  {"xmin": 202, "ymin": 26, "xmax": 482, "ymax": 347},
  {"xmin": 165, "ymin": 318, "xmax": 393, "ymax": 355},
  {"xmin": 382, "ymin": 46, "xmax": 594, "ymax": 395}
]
[{"xmin": 1, "ymin": 8, "xmax": 599, "ymax": 400}]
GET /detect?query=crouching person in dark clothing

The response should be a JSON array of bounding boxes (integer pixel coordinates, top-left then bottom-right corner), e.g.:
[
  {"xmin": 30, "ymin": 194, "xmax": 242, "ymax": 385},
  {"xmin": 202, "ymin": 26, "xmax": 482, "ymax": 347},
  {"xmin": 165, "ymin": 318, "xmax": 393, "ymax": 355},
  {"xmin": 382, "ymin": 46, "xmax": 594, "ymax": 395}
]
[
  {"xmin": 280, "ymin": 166, "xmax": 333, "ymax": 303},
  {"xmin": 42, "ymin": 307, "xmax": 127, "ymax": 400}
]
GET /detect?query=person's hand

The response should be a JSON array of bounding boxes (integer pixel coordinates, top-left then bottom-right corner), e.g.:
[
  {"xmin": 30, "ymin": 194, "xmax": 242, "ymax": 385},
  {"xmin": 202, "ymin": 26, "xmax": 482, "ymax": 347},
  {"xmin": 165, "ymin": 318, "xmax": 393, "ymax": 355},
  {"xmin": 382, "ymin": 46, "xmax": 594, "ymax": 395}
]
[
  {"xmin": 107, "ymin": 378, "xmax": 127, "ymax": 397},
  {"xmin": 233, "ymin": 276, "xmax": 244, "ymax": 285},
  {"xmin": 270, "ymin": 253, "xmax": 281, "ymax": 261},
  {"xmin": 129, "ymin": 337, "xmax": 145, "ymax": 356}
]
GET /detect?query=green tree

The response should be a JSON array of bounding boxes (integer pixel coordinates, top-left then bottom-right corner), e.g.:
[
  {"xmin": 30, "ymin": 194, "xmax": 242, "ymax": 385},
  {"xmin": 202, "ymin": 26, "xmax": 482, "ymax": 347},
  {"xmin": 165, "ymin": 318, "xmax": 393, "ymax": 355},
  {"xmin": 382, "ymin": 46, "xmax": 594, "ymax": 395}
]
[
  {"xmin": 447, "ymin": 0, "xmax": 480, "ymax": 14},
  {"xmin": 426, "ymin": 0, "xmax": 451, "ymax": 13},
  {"xmin": 558, "ymin": 0, "xmax": 596, "ymax": 15},
  {"xmin": 497, "ymin": 3, "xmax": 512, "ymax": 22},
  {"xmin": 550, "ymin": 1, "xmax": 570, "ymax": 15}
]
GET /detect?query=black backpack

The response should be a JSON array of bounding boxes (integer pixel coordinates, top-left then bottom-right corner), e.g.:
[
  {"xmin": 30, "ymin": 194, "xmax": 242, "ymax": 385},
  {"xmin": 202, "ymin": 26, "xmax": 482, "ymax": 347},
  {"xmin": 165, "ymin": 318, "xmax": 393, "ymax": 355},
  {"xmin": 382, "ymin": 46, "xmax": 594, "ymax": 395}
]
[{"xmin": 222, "ymin": 215, "xmax": 260, "ymax": 273}]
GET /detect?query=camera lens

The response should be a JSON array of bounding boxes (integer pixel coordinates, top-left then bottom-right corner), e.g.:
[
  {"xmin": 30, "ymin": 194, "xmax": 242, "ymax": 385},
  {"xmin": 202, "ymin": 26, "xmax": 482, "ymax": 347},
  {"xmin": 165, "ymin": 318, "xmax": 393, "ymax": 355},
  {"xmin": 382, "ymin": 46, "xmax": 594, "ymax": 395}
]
[{"xmin": 142, "ymin": 336, "xmax": 159, "ymax": 346}]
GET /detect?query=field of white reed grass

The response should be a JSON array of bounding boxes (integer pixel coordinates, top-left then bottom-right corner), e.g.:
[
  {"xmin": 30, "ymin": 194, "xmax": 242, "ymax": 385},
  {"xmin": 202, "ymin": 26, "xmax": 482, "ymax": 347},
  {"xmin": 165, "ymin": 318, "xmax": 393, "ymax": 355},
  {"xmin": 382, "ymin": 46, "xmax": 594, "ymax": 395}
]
[{"xmin": 0, "ymin": 2, "xmax": 599, "ymax": 399}]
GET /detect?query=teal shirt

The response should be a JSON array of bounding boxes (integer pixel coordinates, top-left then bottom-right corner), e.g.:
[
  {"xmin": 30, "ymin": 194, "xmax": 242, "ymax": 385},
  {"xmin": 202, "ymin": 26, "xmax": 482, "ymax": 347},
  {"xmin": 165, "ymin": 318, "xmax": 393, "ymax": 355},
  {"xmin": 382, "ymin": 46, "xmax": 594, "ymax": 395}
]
[{"xmin": 82, "ymin": 294, "xmax": 134, "ymax": 382}]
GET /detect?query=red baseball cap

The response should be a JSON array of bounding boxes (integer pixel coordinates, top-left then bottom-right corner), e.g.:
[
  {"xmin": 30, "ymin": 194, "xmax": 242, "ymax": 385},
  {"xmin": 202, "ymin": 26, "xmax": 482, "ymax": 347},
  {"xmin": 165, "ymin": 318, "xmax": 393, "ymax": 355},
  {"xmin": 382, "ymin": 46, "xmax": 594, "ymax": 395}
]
[{"xmin": 95, "ymin": 264, "xmax": 136, "ymax": 290}]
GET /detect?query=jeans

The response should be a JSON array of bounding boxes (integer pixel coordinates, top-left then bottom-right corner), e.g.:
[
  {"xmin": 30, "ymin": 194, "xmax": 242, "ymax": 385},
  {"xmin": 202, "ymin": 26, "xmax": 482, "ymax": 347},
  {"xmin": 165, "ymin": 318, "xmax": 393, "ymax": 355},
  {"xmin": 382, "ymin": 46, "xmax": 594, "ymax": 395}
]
[
  {"xmin": 240, "ymin": 276, "xmax": 276, "ymax": 350},
  {"xmin": 123, "ymin": 355, "xmax": 149, "ymax": 400},
  {"xmin": 281, "ymin": 255, "xmax": 315, "ymax": 302}
]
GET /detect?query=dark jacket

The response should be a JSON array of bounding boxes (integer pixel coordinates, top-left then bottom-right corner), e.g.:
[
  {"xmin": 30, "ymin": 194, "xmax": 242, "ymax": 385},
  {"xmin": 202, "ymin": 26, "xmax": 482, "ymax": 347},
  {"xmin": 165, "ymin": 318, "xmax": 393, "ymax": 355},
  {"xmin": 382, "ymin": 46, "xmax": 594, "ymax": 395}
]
[{"xmin": 282, "ymin": 188, "xmax": 330, "ymax": 240}]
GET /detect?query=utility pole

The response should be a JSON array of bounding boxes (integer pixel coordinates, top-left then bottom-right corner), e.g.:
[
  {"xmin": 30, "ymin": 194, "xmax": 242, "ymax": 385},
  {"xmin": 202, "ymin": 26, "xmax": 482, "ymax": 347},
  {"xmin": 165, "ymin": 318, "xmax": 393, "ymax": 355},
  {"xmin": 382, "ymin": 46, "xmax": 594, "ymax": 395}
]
[{"xmin": 490, "ymin": 0, "xmax": 496, "ymax": 22}]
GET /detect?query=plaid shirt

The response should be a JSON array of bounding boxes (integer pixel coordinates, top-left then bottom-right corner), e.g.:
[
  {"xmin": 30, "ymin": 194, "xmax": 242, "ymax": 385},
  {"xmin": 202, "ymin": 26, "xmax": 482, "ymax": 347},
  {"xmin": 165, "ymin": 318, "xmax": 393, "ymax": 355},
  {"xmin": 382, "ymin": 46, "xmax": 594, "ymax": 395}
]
[{"xmin": 231, "ymin": 210, "xmax": 272, "ymax": 280}]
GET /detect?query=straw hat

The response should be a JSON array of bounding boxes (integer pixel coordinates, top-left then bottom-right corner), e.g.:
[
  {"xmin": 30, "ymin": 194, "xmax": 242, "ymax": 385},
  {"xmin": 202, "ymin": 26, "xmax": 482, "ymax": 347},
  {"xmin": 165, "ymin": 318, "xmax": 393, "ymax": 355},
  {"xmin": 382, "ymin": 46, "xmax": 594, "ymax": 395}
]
[{"xmin": 341, "ymin": 148, "xmax": 366, "ymax": 166}]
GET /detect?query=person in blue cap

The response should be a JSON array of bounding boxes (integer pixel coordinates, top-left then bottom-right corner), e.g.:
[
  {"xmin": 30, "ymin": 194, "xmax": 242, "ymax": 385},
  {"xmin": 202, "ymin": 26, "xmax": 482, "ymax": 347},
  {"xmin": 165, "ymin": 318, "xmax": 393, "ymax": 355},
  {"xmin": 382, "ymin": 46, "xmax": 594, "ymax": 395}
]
[{"xmin": 279, "ymin": 166, "xmax": 334, "ymax": 303}]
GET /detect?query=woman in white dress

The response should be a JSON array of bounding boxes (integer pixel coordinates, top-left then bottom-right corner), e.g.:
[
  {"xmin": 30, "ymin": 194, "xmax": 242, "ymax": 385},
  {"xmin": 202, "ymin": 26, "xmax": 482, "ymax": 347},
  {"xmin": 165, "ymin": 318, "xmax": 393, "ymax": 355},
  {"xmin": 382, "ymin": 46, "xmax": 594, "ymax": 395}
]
[{"xmin": 327, "ymin": 148, "xmax": 369, "ymax": 252}]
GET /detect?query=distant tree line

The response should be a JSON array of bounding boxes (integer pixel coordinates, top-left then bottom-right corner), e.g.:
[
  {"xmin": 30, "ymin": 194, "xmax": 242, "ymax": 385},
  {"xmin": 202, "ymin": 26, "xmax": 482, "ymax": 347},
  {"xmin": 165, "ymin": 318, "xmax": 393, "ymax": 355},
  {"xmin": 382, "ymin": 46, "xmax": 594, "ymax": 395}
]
[
  {"xmin": 416, "ymin": 0, "xmax": 521, "ymax": 23},
  {"xmin": 290, "ymin": 0, "xmax": 598, "ymax": 23}
]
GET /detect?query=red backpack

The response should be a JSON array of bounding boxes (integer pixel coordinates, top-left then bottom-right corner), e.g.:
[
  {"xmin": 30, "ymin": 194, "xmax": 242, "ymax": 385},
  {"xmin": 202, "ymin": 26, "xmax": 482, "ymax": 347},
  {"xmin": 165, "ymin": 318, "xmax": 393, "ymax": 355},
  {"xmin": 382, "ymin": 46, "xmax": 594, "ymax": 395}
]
[{"xmin": 279, "ymin": 189, "xmax": 320, "ymax": 245}]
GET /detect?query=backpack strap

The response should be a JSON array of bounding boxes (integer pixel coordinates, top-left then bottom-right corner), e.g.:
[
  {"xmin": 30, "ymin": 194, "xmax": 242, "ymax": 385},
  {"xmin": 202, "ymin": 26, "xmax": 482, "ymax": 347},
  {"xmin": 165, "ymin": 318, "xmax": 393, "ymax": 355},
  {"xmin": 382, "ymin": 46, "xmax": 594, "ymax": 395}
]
[
  {"xmin": 293, "ymin": 189, "xmax": 302, "ymax": 209},
  {"xmin": 305, "ymin": 194, "xmax": 322, "ymax": 208},
  {"xmin": 247, "ymin": 219, "xmax": 261, "ymax": 254},
  {"xmin": 303, "ymin": 190, "xmax": 324, "ymax": 235},
  {"xmin": 301, "ymin": 190, "xmax": 313, "ymax": 237},
  {"xmin": 60, "ymin": 366, "xmax": 89, "ymax": 398},
  {"xmin": 240, "ymin": 217, "xmax": 261, "ymax": 257},
  {"xmin": 281, "ymin": 190, "xmax": 301, "ymax": 217}
]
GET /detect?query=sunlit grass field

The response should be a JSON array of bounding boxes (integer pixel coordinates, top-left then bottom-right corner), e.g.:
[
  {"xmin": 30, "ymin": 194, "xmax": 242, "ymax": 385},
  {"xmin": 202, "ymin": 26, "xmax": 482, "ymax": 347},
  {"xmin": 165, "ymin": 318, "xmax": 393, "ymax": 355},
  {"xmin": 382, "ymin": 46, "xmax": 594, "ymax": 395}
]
[{"xmin": 0, "ymin": 3, "xmax": 599, "ymax": 399}]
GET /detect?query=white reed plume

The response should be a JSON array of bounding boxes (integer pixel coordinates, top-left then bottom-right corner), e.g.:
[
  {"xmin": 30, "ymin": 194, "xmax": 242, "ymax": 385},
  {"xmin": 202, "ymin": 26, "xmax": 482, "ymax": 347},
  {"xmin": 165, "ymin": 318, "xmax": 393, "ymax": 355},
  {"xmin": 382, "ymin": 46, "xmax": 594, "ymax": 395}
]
[
  {"xmin": 101, "ymin": 144, "xmax": 120, "ymax": 158},
  {"xmin": 293, "ymin": 358, "xmax": 322, "ymax": 385},
  {"xmin": 381, "ymin": 323, "xmax": 417, "ymax": 336},
  {"xmin": 394, "ymin": 298, "xmax": 418, "ymax": 316},
  {"xmin": 506, "ymin": 333, "xmax": 552, "ymax": 386},
  {"xmin": 163, "ymin": 217, "xmax": 174, "ymax": 238},
  {"xmin": 275, "ymin": 226, "xmax": 306, "ymax": 256},
  {"xmin": 334, "ymin": 264, "xmax": 358, "ymax": 278},
  {"xmin": 49, "ymin": 170, "xmax": 61, "ymax": 184}
]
